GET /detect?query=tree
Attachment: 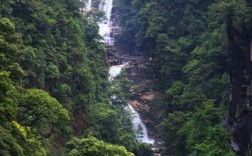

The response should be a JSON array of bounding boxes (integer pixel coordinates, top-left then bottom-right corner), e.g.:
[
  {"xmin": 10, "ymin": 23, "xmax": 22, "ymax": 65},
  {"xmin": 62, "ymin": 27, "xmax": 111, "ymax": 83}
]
[
  {"xmin": 0, "ymin": 18, "xmax": 23, "ymax": 81},
  {"xmin": 158, "ymin": 111, "xmax": 189, "ymax": 155},
  {"xmin": 66, "ymin": 136, "xmax": 134, "ymax": 156},
  {"xmin": 0, "ymin": 71, "xmax": 17, "ymax": 123},
  {"xmin": 0, "ymin": 125, "xmax": 24, "ymax": 156},
  {"xmin": 115, "ymin": 1, "xmax": 236, "ymax": 155},
  {"xmin": 86, "ymin": 9, "xmax": 106, "ymax": 23},
  {"xmin": 180, "ymin": 101, "xmax": 234, "ymax": 156},
  {"xmin": 17, "ymin": 89, "xmax": 70, "ymax": 126}
]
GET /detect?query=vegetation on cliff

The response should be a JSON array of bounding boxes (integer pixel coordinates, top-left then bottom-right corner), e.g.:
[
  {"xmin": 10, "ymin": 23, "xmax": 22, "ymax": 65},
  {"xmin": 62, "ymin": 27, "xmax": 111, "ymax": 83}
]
[
  {"xmin": 0, "ymin": 0, "xmax": 251, "ymax": 155},
  {"xmin": 0, "ymin": 0, "xmax": 136, "ymax": 155},
  {"xmin": 115, "ymin": 0, "xmax": 251, "ymax": 155}
]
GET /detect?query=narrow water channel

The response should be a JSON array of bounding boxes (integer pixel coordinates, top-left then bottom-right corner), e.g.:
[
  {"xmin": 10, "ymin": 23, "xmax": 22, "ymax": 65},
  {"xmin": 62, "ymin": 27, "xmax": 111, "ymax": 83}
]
[
  {"xmin": 108, "ymin": 63, "xmax": 154, "ymax": 144},
  {"xmin": 83, "ymin": 0, "xmax": 155, "ymax": 145}
]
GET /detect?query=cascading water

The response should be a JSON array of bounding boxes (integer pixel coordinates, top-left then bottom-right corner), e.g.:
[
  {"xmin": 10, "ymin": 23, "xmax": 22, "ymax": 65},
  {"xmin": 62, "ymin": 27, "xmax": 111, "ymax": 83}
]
[
  {"xmin": 108, "ymin": 63, "xmax": 154, "ymax": 144},
  {"xmin": 98, "ymin": 0, "xmax": 114, "ymax": 45},
  {"xmin": 83, "ymin": 0, "xmax": 154, "ymax": 145},
  {"xmin": 101, "ymin": 0, "xmax": 154, "ymax": 145},
  {"xmin": 86, "ymin": 0, "xmax": 92, "ymax": 10},
  {"xmin": 83, "ymin": 0, "xmax": 115, "ymax": 45},
  {"xmin": 108, "ymin": 63, "xmax": 128, "ymax": 81},
  {"xmin": 126, "ymin": 105, "xmax": 155, "ymax": 144}
]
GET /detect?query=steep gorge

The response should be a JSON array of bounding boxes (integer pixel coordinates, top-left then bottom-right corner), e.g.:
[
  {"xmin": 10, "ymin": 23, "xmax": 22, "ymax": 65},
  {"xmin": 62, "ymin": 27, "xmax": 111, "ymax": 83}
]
[
  {"xmin": 0, "ymin": 0, "xmax": 251, "ymax": 155},
  {"xmin": 114, "ymin": 0, "xmax": 252, "ymax": 155}
]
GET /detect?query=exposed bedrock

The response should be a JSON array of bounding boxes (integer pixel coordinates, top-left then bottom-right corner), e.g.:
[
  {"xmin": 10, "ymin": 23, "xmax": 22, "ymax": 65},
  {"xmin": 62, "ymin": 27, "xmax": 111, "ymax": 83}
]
[
  {"xmin": 228, "ymin": 19, "xmax": 252, "ymax": 156},
  {"xmin": 126, "ymin": 63, "xmax": 164, "ymax": 140}
]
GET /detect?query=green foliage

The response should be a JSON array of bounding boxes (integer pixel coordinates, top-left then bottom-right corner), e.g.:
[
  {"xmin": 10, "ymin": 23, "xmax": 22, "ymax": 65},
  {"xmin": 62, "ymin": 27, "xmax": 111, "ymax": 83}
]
[
  {"xmin": 155, "ymin": 35, "xmax": 187, "ymax": 87},
  {"xmin": 88, "ymin": 101, "xmax": 136, "ymax": 149},
  {"xmin": 0, "ymin": 18, "xmax": 23, "ymax": 81},
  {"xmin": 86, "ymin": 9, "xmax": 106, "ymax": 22},
  {"xmin": 46, "ymin": 63, "xmax": 60, "ymax": 79},
  {"xmin": 211, "ymin": 0, "xmax": 252, "ymax": 32},
  {"xmin": 89, "ymin": 103, "xmax": 120, "ymax": 141},
  {"xmin": 115, "ymin": 0, "xmax": 245, "ymax": 155},
  {"xmin": 0, "ymin": 0, "xmax": 248, "ymax": 155},
  {"xmin": 66, "ymin": 136, "xmax": 134, "ymax": 156},
  {"xmin": 0, "ymin": 71, "xmax": 17, "ymax": 123},
  {"xmin": 110, "ymin": 71, "xmax": 134, "ymax": 103},
  {"xmin": 0, "ymin": 0, "xmax": 130, "ymax": 154},
  {"xmin": 11, "ymin": 121, "xmax": 47, "ymax": 156},
  {"xmin": 0, "ymin": 17, "xmax": 15, "ymax": 33},
  {"xmin": 180, "ymin": 101, "xmax": 234, "ymax": 156},
  {"xmin": 0, "ymin": 125, "xmax": 24, "ymax": 156},
  {"xmin": 158, "ymin": 111, "xmax": 189, "ymax": 155},
  {"xmin": 165, "ymin": 81, "xmax": 184, "ymax": 95},
  {"xmin": 18, "ymin": 89, "xmax": 69, "ymax": 126}
]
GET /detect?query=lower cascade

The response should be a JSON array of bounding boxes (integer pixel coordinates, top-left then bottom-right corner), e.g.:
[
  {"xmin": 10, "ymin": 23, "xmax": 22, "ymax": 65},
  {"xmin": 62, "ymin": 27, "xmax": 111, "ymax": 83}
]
[
  {"xmin": 126, "ymin": 104, "xmax": 155, "ymax": 144},
  {"xmin": 108, "ymin": 63, "xmax": 155, "ymax": 144}
]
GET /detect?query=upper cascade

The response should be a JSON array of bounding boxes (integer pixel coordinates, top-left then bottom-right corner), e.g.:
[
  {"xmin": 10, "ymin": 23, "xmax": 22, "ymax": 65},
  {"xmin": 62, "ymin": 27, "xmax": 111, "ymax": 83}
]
[
  {"xmin": 98, "ymin": 0, "xmax": 114, "ymax": 45},
  {"xmin": 86, "ymin": 0, "xmax": 92, "ymax": 10},
  {"xmin": 108, "ymin": 63, "xmax": 128, "ymax": 81},
  {"xmin": 81, "ymin": 0, "xmax": 119, "ymax": 46}
]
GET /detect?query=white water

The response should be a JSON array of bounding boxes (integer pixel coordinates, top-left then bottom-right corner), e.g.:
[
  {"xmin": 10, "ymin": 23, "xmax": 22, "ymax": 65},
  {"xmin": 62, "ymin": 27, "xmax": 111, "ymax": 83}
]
[
  {"xmin": 108, "ymin": 64, "xmax": 154, "ymax": 144},
  {"xmin": 108, "ymin": 63, "xmax": 128, "ymax": 81},
  {"xmin": 98, "ymin": 0, "xmax": 114, "ymax": 45},
  {"xmin": 86, "ymin": 0, "xmax": 92, "ymax": 10},
  {"xmin": 82, "ymin": 0, "xmax": 114, "ymax": 45},
  {"xmin": 83, "ymin": 0, "xmax": 154, "ymax": 145},
  {"xmin": 126, "ymin": 105, "xmax": 155, "ymax": 144}
]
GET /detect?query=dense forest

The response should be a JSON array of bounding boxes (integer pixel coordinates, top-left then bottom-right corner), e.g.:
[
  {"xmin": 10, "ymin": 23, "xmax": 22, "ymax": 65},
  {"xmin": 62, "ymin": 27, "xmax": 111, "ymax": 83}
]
[
  {"xmin": 114, "ymin": 0, "xmax": 251, "ymax": 155},
  {"xmin": 0, "ymin": 0, "xmax": 138, "ymax": 155},
  {"xmin": 0, "ymin": 0, "xmax": 251, "ymax": 156}
]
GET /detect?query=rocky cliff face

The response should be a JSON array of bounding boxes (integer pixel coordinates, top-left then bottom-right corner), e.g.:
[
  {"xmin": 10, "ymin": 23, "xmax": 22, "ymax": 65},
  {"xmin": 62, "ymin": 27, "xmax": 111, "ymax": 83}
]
[
  {"xmin": 228, "ymin": 17, "xmax": 252, "ymax": 156},
  {"xmin": 126, "ymin": 63, "xmax": 164, "ymax": 139}
]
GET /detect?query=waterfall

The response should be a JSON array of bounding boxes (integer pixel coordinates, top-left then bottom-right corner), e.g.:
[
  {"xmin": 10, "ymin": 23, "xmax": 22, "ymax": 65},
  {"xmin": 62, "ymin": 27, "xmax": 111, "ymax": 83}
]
[
  {"xmin": 82, "ymin": 0, "xmax": 115, "ymax": 45},
  {"xmin": 98, "ymin": 0, "xmax": 114, "ymax": 45},
  {"xmin": 108, "ymin": 63, "xmax": 128, "ymax": 81},
  {"xmin": 86, "ymin": 0, "xmax": 92, "ymax": 10},
  {"xmin": 83, "ymin": 0, "xmax": 154, "ymax": 145},
  {"xmin": 126, "ymin": 105, "xmax": 154, "ymax": 144},
  {"xmin": 108, "ymin": 64, "xmax": 154, "ymax": 144}
]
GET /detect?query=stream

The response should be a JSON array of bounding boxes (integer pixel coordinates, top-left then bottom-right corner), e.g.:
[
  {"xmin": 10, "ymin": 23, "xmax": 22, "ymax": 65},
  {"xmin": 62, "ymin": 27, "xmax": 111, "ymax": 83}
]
[
  {"xmin": 83, "ymin": 0, "xmax": 155, "ymax": 145},
  {"xmin": 108, "ymin": 64, "xmax": 155, "ymax": 144},
  {"xmin": 98, "ymin": 0, "xmax": 155, "ymax": 144},
  {"xmin": 98, "ymin": 0, "xmax": 114, "ymax": 45}
]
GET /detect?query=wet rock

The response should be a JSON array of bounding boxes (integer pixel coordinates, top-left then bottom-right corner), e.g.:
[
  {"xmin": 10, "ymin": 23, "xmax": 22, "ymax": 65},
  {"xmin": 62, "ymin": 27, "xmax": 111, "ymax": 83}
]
[{"xmin": 126, "ymin": 63, "xmax": 161, "ymax": 140}]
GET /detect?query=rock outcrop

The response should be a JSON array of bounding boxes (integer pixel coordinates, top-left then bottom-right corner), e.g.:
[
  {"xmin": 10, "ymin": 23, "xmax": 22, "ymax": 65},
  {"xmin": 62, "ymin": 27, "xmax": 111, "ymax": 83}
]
[
  {"xmin": 228, "ymin": 16, "xmax": 252, "ymax": 156},
  {"xmin": 126, "ymin": 63, "xmax": 163, "ymax": 139}
]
